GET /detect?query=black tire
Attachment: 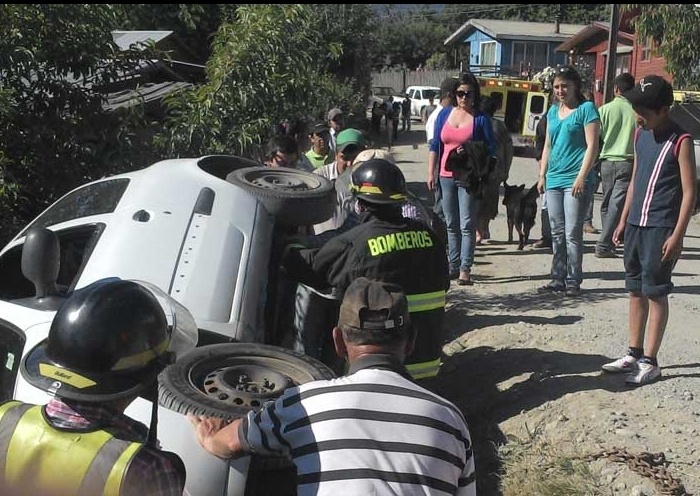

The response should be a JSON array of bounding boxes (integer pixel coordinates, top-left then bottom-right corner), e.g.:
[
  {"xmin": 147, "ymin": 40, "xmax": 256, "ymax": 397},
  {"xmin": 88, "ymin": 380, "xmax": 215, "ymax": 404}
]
[
  {"xmin": 226, "ymin": 166, "xmax": 335, "ymax": 227},
  {"xmin": 158, "ymin": 343, "xmax": 336, "ymax": 420}
]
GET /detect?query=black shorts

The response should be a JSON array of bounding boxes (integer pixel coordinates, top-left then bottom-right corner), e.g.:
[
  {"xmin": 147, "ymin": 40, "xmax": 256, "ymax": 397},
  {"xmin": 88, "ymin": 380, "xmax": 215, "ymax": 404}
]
[{"xmin": 624, "ymin": 224, "xmax": 676, "ymax": 297}]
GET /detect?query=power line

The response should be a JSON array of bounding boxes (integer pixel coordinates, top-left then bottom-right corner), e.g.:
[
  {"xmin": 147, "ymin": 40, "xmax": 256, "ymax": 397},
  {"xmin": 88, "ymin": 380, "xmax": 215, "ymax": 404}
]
[{"xmin": 373, "ymin": 4, "xmax": 554, "ymax": 20}]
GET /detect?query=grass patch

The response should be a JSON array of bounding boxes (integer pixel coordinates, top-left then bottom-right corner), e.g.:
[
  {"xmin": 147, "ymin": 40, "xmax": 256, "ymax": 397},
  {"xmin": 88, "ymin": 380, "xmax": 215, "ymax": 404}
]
[{"xmin": 498, "ymin": 421, "xmax": 605, "ymax": 496}]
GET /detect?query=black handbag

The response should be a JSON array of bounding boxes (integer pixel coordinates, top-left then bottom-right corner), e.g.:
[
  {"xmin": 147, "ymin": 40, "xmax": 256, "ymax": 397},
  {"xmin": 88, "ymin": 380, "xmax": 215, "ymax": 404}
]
[{"xmin": 444, "ymin": 140, "xmax": 492, "ymax": 196}]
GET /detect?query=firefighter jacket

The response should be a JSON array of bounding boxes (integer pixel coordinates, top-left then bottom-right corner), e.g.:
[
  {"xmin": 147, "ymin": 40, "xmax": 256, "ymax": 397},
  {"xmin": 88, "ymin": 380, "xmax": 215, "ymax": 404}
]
[
  {"xmin": 285, "ymin": 209, "xmax": 450, "ymax": 380},
  {"xmin": 0, "ymin": 400, "xmax": 145, "ymax": 495}
]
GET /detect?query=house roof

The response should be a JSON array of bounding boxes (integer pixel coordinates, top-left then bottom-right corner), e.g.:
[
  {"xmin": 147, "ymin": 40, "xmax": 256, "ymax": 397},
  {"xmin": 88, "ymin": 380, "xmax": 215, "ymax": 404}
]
[
  {"xmin": 112, "ymin": 30, "xmax": 173, "ymax": 51},
  {"xmin": 444, "ymin": 19, "xmax": 589, "ymax": 47},
  {"xmin": 555, "ymin": 21, "xmax": 635, "ymax": 52},
  {"xmin": 103, "ymin": 81, "xmax": 192, "ymax": 112}
]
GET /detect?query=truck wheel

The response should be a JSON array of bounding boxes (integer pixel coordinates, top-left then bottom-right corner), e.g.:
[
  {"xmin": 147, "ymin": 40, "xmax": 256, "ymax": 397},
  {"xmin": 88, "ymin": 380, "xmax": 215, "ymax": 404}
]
[
  {"xmin": 226, "ymin": 167, "xmax": 335, "ymax": 227},
  {"xmin": 158, "ymin": 343, "xmax": 336, "ymax": 420}
]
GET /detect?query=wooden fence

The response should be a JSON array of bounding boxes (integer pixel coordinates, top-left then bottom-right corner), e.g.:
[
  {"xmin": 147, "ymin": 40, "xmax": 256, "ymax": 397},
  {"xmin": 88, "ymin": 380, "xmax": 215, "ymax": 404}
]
[{"xmin": 371, "ymin": 69, "xmax": 454, "ymax": 93}]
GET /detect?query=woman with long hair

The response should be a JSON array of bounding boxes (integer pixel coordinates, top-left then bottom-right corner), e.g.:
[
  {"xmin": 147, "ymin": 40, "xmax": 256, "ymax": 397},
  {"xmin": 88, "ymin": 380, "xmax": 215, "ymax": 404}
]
[
  {"xmin": 537, "ymin": 65, "xmax": 601, "ymax": 296},
  {"xmin": 428, "ymin": 72, "xmax": 495, "ymax": 286}
]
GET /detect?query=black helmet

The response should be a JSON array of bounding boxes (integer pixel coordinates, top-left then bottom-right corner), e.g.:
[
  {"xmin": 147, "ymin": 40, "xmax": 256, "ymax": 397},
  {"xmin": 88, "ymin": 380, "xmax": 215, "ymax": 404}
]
[
  {"xmin": 349, "ymin": 158, "xmax": 407, "ymax": 204},
  {"xmin": 21, "ymin": 278, "xmax": 179, "ymax": 402}
]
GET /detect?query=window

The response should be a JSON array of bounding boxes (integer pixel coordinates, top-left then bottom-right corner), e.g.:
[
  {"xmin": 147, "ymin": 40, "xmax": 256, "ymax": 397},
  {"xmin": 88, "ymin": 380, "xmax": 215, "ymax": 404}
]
[
  {"xmin": 480, "ymin": 41, "xmax": 497, "ymax": 67},
  {"xmin": 616, "ymin": 55, "xmax": 631, "ymax": 75},
  {"xmin": 513, "ymin": 42, "xmax": 549, "ymax": 71},
  {"xmin": 19, "ymin": 178, "xmax": 129, "ymax": 237}
]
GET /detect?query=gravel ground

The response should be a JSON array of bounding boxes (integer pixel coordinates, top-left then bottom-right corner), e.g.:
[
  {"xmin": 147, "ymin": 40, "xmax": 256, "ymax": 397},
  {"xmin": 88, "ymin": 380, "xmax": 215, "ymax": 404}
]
[{"xmin": 389, "ymin": 124, "xmax": 700, "ymax": 496}]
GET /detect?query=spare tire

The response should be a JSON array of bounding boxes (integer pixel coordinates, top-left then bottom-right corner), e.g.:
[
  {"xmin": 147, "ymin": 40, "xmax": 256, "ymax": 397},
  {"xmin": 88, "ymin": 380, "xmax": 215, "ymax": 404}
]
[
  {"xmin": 158, "ymin": 343, "xmax": 336, "ymax": 420},
  {"xmin": 226, "ymin": 167, "xmax": 335, "ymax": 227}
]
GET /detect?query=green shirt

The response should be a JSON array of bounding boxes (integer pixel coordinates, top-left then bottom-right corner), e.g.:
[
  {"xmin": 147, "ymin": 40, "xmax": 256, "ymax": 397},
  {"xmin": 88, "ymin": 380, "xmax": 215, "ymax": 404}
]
[
  {"xmin": 599, "ymin": 95, "xmax": 636, "ymax": 162},
  {"xmin": 305, "ymin": 149, "xmax": 333, "ymax": 169}
]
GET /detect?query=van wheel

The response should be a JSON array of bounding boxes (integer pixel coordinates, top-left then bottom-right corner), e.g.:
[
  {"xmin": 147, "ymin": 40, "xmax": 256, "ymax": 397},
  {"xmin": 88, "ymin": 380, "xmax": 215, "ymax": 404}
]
[
  {"xmin": 158, "ymin": 343, "xmax": 336, "ymax": 420},
  {"xmin": 226, "ymin": 167, "xmax": 335, "ymax": 227}
]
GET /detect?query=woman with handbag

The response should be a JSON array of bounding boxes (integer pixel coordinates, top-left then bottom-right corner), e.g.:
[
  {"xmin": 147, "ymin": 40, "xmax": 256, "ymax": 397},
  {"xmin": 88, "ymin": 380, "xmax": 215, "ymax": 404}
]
[
  {"xmin": 536, "ymin": 65, "xmax": 601, "ymax": 297},
  {"xmin": 428, "ymin": 72, "xmax": 495, "ymax": 286}
]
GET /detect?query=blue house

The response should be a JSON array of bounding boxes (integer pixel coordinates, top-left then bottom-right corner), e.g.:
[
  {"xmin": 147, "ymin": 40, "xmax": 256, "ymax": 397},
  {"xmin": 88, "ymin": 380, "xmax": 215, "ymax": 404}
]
[{"xmin": 444, "ymin": 19, "xmax": 588, "ymax": 78}]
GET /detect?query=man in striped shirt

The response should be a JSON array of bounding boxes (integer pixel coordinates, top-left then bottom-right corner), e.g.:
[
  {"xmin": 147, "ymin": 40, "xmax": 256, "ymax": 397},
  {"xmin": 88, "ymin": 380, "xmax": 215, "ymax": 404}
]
[{"xmin": 189, "ymin": 277, "xmax": 476, "ymax": 495}]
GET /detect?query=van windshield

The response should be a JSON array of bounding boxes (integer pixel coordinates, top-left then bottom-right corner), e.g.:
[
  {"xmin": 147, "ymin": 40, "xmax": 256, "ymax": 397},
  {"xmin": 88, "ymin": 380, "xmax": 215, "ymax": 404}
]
[{"xmin": 19, "ymin": 179, "xmax": 129, "ymax": 237}]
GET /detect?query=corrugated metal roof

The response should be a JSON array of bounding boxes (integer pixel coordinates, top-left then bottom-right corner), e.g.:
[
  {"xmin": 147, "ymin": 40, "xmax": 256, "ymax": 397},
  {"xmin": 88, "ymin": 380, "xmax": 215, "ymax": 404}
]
[
  {"xmin": 103, "ymin": 81, "xmax": 191, "ymax": 112},
  {"xmin": 445, "ymin": 18, "xmax": 589, "ymax": 46},
  {"xmin": 112, "ymin": 30, "xmax": 173, "ymax": 51},
  {"xmin": 556, "ymin": 21, "xmax": 635, "ymax": 52}
]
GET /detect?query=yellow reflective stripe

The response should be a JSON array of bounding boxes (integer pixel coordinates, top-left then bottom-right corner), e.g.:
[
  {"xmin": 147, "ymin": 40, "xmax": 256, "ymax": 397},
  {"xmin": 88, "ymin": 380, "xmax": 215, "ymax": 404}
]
[
  {"xmin": 113, "ymin": 338, "xmax": 168, "ymax": 371},
  {"xmin": 105, "ymin": 442, "xmax": 142, "ymax": 496},
  {"xmin": 350, "ymin": 184, "xmax": 407, "ymax": 200},
  {"xmin": 406, "ymin": 358, "xmax": 442, "ymax": 380},
  {"xmin": 0, "ymin": 400, "xmax": 20, "ymax": 416},
  {"xmin": 406, "ymin": 290, "xmax": 445, "ymax": 313},
  {"xmin": 6, "ymin": 406, "xmax": 112, "ymax": 494},
  {"xmin": 39, "ymin": 363, "xmax": 96, "ymax": 389}
]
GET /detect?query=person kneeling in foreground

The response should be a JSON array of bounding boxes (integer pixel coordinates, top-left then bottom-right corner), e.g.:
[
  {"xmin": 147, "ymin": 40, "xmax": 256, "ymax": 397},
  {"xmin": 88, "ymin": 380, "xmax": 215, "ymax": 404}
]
[{"xmin": 189, "ymin": 277, "xmax": 476, "ymax": 496}]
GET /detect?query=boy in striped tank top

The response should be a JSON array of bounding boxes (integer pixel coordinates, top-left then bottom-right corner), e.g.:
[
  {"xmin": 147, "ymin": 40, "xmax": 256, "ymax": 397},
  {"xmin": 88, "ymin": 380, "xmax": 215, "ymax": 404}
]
[{"xmin": 602, "ymin": 75, "xmax": 697, "ymax": 386}]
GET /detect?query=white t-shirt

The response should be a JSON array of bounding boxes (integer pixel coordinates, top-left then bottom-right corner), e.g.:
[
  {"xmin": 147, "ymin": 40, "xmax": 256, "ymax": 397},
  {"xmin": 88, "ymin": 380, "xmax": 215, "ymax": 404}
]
[{"xmin": 425, "ymin": 103, "xmax": 444, "ymax": 144}]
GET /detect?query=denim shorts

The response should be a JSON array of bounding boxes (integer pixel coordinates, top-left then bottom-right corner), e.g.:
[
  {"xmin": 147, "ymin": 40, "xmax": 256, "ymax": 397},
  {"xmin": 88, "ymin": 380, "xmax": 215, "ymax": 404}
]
[{"xmin": 624, "ymin": 224, "xmax": 677, "ymax": 297}]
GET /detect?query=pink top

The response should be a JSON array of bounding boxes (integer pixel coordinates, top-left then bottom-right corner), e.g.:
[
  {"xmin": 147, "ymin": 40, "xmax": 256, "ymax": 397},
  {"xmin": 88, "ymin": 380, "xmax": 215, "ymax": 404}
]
[{"xmin": 439, "ymin": 119, "xmax": 474, "ymax": 178}]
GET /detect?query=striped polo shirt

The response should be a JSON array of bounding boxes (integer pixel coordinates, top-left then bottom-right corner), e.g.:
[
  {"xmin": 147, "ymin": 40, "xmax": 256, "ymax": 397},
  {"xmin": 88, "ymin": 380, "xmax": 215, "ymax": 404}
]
[
  {"xmin": 629, "ymin": 123, "xmax": 691, "ymax": 227},
  {"xmin": 239, "ymin": 354, "xmax": 476, "ymax": 496}
]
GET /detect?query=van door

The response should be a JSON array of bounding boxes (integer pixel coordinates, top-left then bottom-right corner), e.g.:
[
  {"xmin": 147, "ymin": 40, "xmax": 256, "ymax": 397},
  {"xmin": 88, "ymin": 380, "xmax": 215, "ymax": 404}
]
[{"xmin": 523, "ymin": 92, "xmax": 548, "ymax": 137}]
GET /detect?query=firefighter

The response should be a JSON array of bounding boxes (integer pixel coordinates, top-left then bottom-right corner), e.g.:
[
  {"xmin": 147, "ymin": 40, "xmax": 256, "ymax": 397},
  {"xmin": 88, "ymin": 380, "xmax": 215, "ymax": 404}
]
[
  {"xmin": 282, "ymin": 158, "xmax": 450, "ymax": 384},
  {"xmin": 1, "ymin": 278, "xmax": 187, "ymax": 496}
]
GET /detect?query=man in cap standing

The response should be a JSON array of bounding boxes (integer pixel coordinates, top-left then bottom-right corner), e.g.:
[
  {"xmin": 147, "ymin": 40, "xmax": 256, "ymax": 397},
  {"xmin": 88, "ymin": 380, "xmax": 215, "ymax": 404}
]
[
  {"xmin": 305, "ymin": 121, "xmax": 333, "ymax": 169},
  {"xmin": 327, "ymin": 108, "xmax": 345, "ymax": 154},
  {"xmin": 189, "ymin": 277, "xmax": 475, "ymax": 496},
  {"xmin": 313, "ymin": 128, "xmax": 368, "ymax": 234}
]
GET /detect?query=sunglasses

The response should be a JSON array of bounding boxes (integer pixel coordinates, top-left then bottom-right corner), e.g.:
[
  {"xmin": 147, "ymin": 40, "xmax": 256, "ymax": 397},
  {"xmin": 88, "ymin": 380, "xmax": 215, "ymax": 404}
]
[{"xmin": 455, "ymin": 90, "xmax": 474, "ymax": 99}]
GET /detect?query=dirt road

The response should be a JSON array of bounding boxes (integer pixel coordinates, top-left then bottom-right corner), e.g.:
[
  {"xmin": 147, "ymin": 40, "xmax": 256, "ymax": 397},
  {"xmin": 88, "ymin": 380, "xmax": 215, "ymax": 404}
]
[{"xmin": 388, "ymin": 122, "xmax": 700, "ymax": 495}]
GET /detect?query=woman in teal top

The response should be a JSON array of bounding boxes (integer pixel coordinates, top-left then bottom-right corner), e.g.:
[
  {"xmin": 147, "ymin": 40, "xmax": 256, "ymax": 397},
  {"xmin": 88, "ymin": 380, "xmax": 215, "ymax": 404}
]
[{"xmin": 536, "ymin": 66, "xmax": 600, "ymax": 296}]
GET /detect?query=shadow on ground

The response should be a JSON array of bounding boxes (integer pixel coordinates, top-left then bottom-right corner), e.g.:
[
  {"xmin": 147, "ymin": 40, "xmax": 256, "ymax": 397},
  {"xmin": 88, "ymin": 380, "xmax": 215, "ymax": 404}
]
[{"xmin": 434, "ymin": 342, "xmax": 632, "ymax": 496}]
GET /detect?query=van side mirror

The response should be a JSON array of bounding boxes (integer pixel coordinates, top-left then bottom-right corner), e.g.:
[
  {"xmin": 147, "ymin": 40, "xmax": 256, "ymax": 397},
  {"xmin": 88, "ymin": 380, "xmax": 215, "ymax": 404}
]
[{"xmin": 21, "ymin": 227, "xmax": 63, "ymax": 301}]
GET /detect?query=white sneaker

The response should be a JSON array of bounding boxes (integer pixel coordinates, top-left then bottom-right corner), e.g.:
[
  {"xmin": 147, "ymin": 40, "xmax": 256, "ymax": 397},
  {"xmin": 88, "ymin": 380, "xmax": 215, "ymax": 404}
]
[
  {"xmin": 601, "ymin": 354, "xmax": 637, "ymax": 373},
  {"xmin": 625, "ymin": 360, "xmax": 661, "ymax": 386}
]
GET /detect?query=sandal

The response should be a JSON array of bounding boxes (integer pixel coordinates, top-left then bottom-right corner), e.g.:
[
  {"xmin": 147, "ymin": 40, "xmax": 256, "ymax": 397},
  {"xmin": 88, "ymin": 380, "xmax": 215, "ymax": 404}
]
[{"xmin": 456, "ymin": 270, "xmax": 473, "ymax": 286}]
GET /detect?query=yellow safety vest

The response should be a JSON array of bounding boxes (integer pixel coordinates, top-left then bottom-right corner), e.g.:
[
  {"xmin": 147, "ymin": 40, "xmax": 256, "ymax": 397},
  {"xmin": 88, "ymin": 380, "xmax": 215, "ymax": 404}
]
[
  {"xmin": 0, "ymin": 401, "xmax": 143, "ymax": 496},
  {"xmin": 405, "ymin": 289, "xmax": 447, "ymax": 380}
]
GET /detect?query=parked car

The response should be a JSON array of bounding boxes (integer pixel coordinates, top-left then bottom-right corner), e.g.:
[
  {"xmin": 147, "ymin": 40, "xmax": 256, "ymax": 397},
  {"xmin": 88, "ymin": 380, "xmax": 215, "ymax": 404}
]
[
  {"xmin": 0, "ymin": 156, "xmax": 339, "ymax": 495},
  {"xmin": 392, "ymin": 85, "xmax": 440, "ymax": 120}
]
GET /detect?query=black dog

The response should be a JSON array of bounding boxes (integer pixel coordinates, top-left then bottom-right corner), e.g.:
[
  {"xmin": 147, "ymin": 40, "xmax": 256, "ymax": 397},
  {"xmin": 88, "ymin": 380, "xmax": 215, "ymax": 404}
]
[{"xmin": 503, "ymin": 181, "xmax": 539, "ymax": 250}]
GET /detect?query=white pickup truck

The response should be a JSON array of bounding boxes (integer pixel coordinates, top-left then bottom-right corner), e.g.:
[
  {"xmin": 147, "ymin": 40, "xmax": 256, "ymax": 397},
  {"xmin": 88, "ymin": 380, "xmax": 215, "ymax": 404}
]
[
  {"xmin": 0, "ymin": 156, "xmax": 339, "ymax": 496},
  {"xmin": 392, "ymin": 85, "xmax": 440, "ymax": 120}
]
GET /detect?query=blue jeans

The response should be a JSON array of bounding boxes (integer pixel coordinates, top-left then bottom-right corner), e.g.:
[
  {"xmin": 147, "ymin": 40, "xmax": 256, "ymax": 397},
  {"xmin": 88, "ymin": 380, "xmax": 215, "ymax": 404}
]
[
  {"xmin": 440, "ymin": 176, "xmax": 480, "ymax": 273},
  {"xmin": 545, "ymin": 187, "xmax": 586, "ymax": 289}
]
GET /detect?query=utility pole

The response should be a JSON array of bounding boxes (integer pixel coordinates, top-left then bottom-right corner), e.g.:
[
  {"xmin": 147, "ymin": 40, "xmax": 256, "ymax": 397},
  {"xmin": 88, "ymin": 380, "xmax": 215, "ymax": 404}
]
[{"xmin": 603, "ymin": 4, "xmax": 621, "ymax": 104}]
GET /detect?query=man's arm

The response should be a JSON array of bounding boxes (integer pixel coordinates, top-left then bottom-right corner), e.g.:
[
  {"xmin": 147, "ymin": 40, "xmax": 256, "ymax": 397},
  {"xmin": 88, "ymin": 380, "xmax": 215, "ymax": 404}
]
[{"xmin": 188, "ymin": 416, "xmax": 246, "ymax": 460}]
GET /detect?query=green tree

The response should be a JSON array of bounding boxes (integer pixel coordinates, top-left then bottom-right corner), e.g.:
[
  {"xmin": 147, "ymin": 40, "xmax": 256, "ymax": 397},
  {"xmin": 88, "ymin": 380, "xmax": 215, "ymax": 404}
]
[
  {"xmin": 371, "ymin": 5, "xmax": 450, "ymax": 70},
  {"xmin": 0, "ymin": 4, "xmax": 160, "ymax": 243},
  {"xmin": 625, "ymin": 4, "xmax": 700, "ymax": 89},
  {"xmin": 157, "ymin": 4, "xmax": 373, "ymax": 159}
]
